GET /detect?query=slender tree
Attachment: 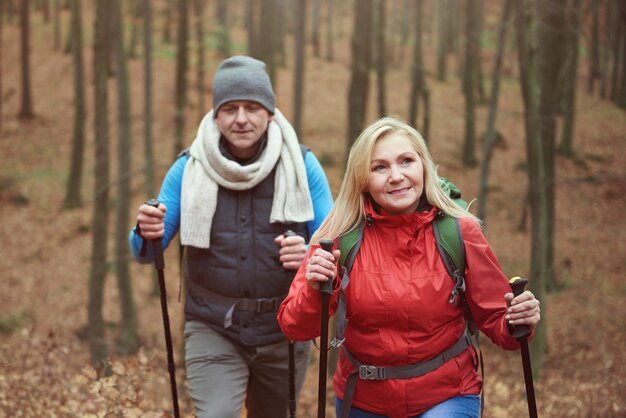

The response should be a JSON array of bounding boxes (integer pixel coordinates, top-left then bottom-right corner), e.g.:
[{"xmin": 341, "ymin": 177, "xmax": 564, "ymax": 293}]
[
  {"xmin": 19, "ymin": 0, "xmax": 35, "ymax": 119},
  {"xmin": 609, "ymin": 0, "xmax": 621, "ymax": 104},
  {"xmin": 173, "ymin": 0, "xmax": 189, "ymax": 157},
  {"xmin": 408, "ymin": 0, "xmax": 424, "ymax": 128},
  {"xmin": 162, "ymin": 0, "xmax": 173, "ymax": 43},
  {"xmin": 477, "ymin": 0, "xmax": 513, "ymax": 223},
  {"xmin": 516, "ymin": 0, "xmax": 547, "ymax": 377},
  {"xmin": 112, "ymin": 0, "xmax": 139, "ymax": 355},
  {"xmin": 246, "ymin": 0, "xmax": 259, "ymax": 57},
  {"xmin": 312, "ymin": 0, "xmax": 320, "ymax": 57},
  {"xmin": 375, "ymin": 0, "xmax": 387, "ymax": 117},
  {"xmin": 89, "ymin": 0, "xmax": 112, "ymax": 368},
  {"xmin": 462, "ymin": 0, "xmax": 477, "ymax": 166},
  {"xmin": 195, "ymin": 0, "xmax": 206, "ymax": 119},
  {"xmin": 435, "ymin": 0, "xmax": 448, "ymax": 81},
  {"xmin": 325, "ymin": 0, "xmax": 334, "ymax": 61},
  {"xmin": 293, "ymin": 0, "xmax": 307, "ymax": 138},
  {"xmin": 558, "ymin": 0, "xmax": 582, "ymax": 158},
  {"xmin": 588, "ymin": 0, "xmax": 600, "ymax": 94},
  {"xmin": 347, "ymin": 0, "xmax": 373, "ymax": 147},
  {"xmin": 216, "ymin": 0, "xmax": 231, "ymax": 57},
  {"xmin": 259, "ymin": 0, "xmax": 277, "ymax": 84},
  {"xmin": 0, "ymin": 0, "xmax": 4, "ymax": 132},
  {"xmin": 53, "ymin": 0, "xmax": 60, "ymax": 50},
  {"xmin": 142, "ymin": 0, "xmax": 159, "ymax": 297},
  {"xmin": 616, "ymin": 1, "xmax": 626, "ymax": 108},
  {"xmin": 538, "ymin": 0, "xmax": 566, "ymax": 297},
  {"xmin": 474, "ymin": 0, "xmax": 486, "ymax": 103},
  {"xmin": 63, "ymin": 0, "xmax": 85, "ymax": 209},
  {"xmin": 128, "ymin": 0, "xmax": 142, "ymax": 59}
]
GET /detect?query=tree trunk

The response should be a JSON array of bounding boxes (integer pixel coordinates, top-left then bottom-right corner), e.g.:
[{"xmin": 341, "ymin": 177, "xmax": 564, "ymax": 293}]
[
  {"xmin": 142, "ymin": 0, "xmax": 159, "ymax": 297},
  {"xmin": 312, "ymin": 0, "xmax": 320, "ymax": 57},
  {"xmin": 435, "ymin": 0, "xmax": 447, "ymax": 81},
  {"xmin": 194, "ymin": 0, "xmax": 206, "ymax": 120},
  {"xmin": 477, "ymin": 0, "xmax": 512, "ymax": 223},
  {"xmin": 63, "ymin": 0, "xmax": 85, "ymax": 209},
  {"xmin": 246, "ymin": 0, "xmax": 259, "ymax": 58},
  {"xmin": 462, "ymin": 0, "xmax": 477, "ymax": 167},
  {"xmin": 53, "ymin": 0, "xmax": 60, "ymax": 50},
  {"xmin": 538, "ymin": 0, "xmax": 565, "ymax": 296},
  {"xmin": 558, "ymin": 0, "xmax": 582, "ymax": 158},
  {"xmin": 474, "ymin": 0, "xmax": 486, "ymax": 104},
  {"xmin": 216, "ymin": 0, "xmax": 231, "ymax": 57},
  {"xmin": 173, "ymin": 0, "xmax": 188, "ymax": 157},
  {"xmin": 89, "ymin": 0, "xmax": 111, "ymax": 369},
  {"xmin": 325, "ymin": 0, "xmax": 334, "ymax": 61},
  {"xmin": 0, "ymin": 0, "xmax": 4, "ymax": 132},
  {"xmin": 19, "ymin": 0, "xmax": 35, "ymax": 119},
  {"xmin": 162, "ymin": 0, "xmax": 173, "ymax": 43},
  {"xmin": 259, "ymin": 0, "xmax": 276, "ymax": 84},
  {"xmin": 293, "ymin": 0, "xmax": 306, "ymax": 139},
  {"xmin": 375, "ymin": 0, "xmax": 387, "ymax": 118},
  {"xmin": 609, "ymin": 0, "xmax": 622, "ymax": 104},
  {"xmin": 112, "ymin": 0, "xmax": 138, "ymax": 356},
  {"xmin": 588, "ymin": 0, "xmax": 600, "ymax": 95},
  {"xmin": 618, "ymin": 1, "xmax": 626, "ymax": 108},
  {"xmin": 346, "ymin": 0, "xmax": 373, "ymax": 148},
  {"xmin": 422, "ymin": 86, "xmax": 430, "ymax": 140},
  {"xmin": 516, "ymin": 0, "xmax": 548, "ymax": 377},
  {"xmin": 408, "ymin": 0, "xmax": 424, "ymax": 128}
]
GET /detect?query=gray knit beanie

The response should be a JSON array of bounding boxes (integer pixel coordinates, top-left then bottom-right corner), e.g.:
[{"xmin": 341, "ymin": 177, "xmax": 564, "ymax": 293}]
[{"xmin": 212, "ymin": 56, "xmax": 276, "ymax": 115}]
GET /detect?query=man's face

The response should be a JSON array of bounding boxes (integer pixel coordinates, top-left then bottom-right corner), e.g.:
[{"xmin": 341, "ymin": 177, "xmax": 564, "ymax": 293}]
[{"xmin": 215, "ymin": 100, "xmax": 274, "ymax": 159}]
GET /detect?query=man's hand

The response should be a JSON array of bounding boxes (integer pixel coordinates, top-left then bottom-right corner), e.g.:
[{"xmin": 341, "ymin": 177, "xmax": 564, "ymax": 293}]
[
  {"xmin": 274, "ymin": 233, "xmax": 306, "ymax": 270},
  {"xmin": 137, "ymin": 202, "xmax": 166, "ymax": 240}
]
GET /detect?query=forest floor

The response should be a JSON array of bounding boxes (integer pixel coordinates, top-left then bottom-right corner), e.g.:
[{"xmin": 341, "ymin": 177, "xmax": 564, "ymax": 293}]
[{"xmin": 1, "ymin": 6, "xmax": 625, "ymax": 418}]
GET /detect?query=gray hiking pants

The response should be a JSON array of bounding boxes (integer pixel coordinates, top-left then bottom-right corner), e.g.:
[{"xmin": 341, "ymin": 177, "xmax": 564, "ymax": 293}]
[{"xmin": 184, "ymin": 320, "xmax": 312, "ymax": 418}]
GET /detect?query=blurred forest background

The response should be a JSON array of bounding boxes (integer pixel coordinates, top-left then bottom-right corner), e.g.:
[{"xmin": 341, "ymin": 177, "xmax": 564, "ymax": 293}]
[{"xmin": 0, "ymin": 0, "xmax": 625, "ymax": 416}]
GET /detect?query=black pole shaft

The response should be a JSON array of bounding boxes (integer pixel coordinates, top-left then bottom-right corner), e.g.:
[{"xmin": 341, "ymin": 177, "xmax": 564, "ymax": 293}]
[
  {"xmin": 144, "ymin": 199, "xmax": 180, "ymax": 418},
  {"xmin": 284, "ymin": 230, "xmax": 298, "ymax": 418},
  {"xmin": 318, "ymin": 292, "xmax": 330, "ymax": 418},
  {"xmin": 317, "ymin": 239, "xmax": 335, "ymax": 418},
  {"xmin": 519, "ymin": 338, "xmax": 538, "ymax": 418},
  {"xmin": 289, "ymin": 340, "xmax": 296, "ymax": 418},
  {"xmin": 153, "ymin": 237, "xmax": 181, "ymax": 418}
]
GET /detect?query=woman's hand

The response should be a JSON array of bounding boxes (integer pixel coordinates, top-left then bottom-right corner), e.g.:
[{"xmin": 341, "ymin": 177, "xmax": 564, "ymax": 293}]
[
  {"xmin": 136, "ymin": 202, "xmax": 166, "ymax": 240},
  {"xmin": 504, "ymin": 291, "xmax": 541, "ymax": 332},
  {"xmin": 304, "ymin": 247, "xmax": 341, "ymax": 291}
]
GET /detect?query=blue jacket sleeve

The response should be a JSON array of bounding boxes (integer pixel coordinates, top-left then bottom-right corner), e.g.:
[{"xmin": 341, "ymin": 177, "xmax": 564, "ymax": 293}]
[
  {"xmin": 304, "ymin": 151, "xmax": 333, "ymax": 238},
  {"xmin": 128, "ymin": 155, "xmax": 188, "ymax": 264}
]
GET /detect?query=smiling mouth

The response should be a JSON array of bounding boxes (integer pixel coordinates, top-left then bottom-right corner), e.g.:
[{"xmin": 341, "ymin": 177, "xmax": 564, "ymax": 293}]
[{"xmin": 389, "ymin": 187, "xmax": 411, "ymax": 195}]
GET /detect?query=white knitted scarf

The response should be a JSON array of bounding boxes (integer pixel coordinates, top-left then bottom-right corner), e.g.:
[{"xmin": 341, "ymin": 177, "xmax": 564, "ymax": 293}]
[{"xmin": 180, "ymin": 108, "xmax": 314, "ymax": 248}]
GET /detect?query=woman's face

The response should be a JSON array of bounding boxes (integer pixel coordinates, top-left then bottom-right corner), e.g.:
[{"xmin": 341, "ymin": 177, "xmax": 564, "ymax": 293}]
[{"xmin": 366, "ymin": 132, "xmax": 424, "ymax": 215}]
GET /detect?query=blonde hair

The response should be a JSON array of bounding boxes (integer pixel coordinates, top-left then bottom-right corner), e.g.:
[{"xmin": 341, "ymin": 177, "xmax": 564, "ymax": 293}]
[{"xmin": 311, "ymin": 116, "xmax": 480, "ymax": 244}]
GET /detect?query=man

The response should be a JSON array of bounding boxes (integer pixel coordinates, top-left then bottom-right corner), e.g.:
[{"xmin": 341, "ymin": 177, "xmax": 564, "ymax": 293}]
[{"xmin": 130, "ymin": 55, "xmax": 333, "ymax": 418}]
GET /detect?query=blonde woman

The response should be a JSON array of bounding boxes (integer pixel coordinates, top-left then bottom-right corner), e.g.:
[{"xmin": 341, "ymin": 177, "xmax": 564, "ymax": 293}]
[{"xmin": 278, "ymin": 116, "xmax": 540, "ymax": 418}]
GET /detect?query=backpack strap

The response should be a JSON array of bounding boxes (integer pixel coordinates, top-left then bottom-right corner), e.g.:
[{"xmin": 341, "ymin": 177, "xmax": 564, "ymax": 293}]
[
  {"xmin": 331, "ymin": 221, "xmax": 366, "ymax": 348},
  {"xmin": 432, "ymin": 213, "xmax": 467, "ymax": 305}
]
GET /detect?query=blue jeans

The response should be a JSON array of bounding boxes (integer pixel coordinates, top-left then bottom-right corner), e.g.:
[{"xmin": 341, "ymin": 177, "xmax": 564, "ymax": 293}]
[{"xmin": 335, "ymin": 395, "xmax": 481, "ymax": 418}]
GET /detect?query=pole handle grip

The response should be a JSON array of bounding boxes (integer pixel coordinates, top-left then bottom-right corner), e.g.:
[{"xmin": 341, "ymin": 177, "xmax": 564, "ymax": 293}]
[
  {"xmin": 509, "ymin": 277, "xmax": 531, "ymax": 338},
  {"xmin": 318, "ymin": 239, "xmax": 335, "ymax": 295}
]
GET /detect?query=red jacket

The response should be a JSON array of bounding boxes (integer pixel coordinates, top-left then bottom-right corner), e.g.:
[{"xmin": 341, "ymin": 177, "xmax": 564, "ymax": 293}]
[{"xmin": 278, "ymin": 201, "xmax": 521, "ymax": 417}]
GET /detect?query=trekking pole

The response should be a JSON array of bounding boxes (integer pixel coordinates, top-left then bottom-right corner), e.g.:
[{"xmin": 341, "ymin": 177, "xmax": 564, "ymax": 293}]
[
  {"xmin": 140, "ymin": 199, "xmax": 181, "ymax": 418},
  {"xmin": 284, "ymin": 230, "xmax": 298, "ymax": 418},
  {"xmin": 509, "ymin": 277, "xmax": 538, "ymax": 418},
  {"xmin": 317, "ymin": 239, "xmax": 335, "ymax": 418}
]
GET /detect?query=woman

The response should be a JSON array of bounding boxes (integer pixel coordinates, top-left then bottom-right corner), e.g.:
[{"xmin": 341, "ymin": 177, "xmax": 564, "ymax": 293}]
[{"xmin": 277, "ymin": 116, "xmax": 541, "ymax": 418}]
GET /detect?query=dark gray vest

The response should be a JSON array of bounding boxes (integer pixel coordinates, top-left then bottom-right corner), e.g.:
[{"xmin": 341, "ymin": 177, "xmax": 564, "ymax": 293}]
[{"xmin": 183, "ymin": 166, "xmax": 309, "ymax": 346}]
